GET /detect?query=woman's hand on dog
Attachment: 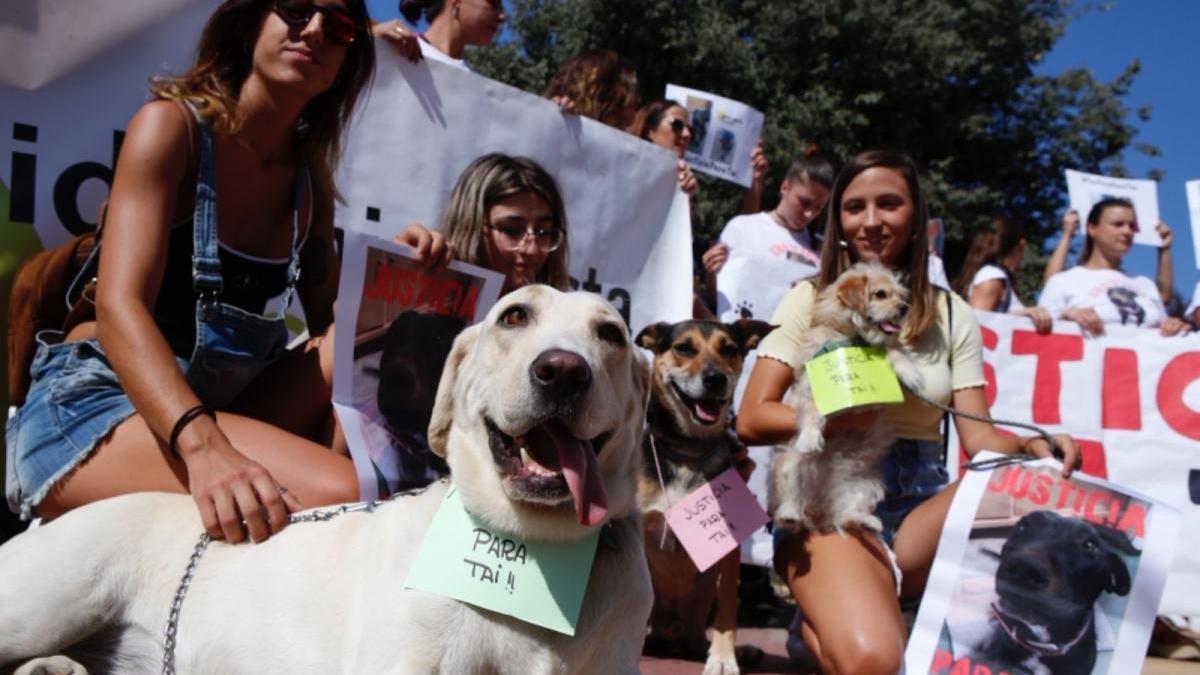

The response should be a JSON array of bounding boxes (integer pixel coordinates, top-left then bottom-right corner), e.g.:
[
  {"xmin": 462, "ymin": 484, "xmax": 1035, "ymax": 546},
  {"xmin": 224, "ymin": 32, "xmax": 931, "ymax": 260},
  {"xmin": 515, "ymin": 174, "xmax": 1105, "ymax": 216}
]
[
  {"xmin": 393, "ymin": 223, "xmax": 453, "ymax": 270},
  {"xmin": 1022, "ymin": 433, "xmax": 1082, "ymax": 478},
  {"xmin": 181, "ymin": 433, "xmax": 304, "ymax": 543}
]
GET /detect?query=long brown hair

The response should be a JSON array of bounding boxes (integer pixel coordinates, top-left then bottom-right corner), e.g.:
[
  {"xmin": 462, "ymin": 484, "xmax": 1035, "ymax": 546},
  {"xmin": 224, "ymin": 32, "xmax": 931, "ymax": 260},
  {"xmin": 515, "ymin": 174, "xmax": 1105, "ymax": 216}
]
[
  {"xmin": 439, "ymin": 154, "xmax": 571, "ymax": 291},
  {"xmin": 1079, "ymin": 196, "xmax": 1135, "ymax": 266},
  {"xmin": 817, "ymin": 150, "xmax": 935, "ymax": 342},
  {"xmin": 630, "ymin": 99, "xmax": 682, "ymax": 139},
  {"xmin": 149, "ymin": 0, "xmax": 375, "ymax": 176},
  {"xmin": 542, "ymin": 49, "xmax": 640, "ymax": 129},
  {"xmin": 951, "ymin": 228, "xmax": 998, "ymax": 297}
]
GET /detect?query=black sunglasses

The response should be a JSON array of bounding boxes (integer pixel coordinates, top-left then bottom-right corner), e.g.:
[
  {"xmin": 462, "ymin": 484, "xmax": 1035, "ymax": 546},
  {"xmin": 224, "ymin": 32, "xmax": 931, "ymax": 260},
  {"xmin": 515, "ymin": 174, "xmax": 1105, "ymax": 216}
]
[
  {"xmin": 274, "ymin": 0, "xmax": 358, "ymax": 46},
  {"xmin": 668, "ymin": 118, "xmax": 691, "ymax": 135}
]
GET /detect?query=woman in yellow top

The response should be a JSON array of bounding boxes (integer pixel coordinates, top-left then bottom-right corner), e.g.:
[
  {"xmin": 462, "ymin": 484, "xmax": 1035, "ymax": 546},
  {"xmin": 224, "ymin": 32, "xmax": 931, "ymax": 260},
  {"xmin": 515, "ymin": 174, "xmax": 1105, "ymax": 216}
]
[{"xmin": 736, "ymin": 150, "xmax": 1081, "ymax": 675}]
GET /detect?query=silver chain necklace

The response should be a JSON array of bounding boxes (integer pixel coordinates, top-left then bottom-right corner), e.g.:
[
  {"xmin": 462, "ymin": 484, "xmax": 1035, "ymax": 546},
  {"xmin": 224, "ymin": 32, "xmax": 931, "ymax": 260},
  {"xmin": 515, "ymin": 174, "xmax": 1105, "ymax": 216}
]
[{"xmin": 160, "ymin": 481, "xmax": 441, "ymax": 675}]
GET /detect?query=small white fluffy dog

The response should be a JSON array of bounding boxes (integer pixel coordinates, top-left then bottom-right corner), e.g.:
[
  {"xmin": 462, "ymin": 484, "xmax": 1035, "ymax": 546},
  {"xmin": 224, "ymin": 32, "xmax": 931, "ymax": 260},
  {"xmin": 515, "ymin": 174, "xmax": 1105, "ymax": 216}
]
[
  {"xmin": 0, "ymin": 286, "xmax": 652, "ymax": 675},
  {"xmin": 768, "ymin": 262, "xmax": 923, "ymax": 534}
]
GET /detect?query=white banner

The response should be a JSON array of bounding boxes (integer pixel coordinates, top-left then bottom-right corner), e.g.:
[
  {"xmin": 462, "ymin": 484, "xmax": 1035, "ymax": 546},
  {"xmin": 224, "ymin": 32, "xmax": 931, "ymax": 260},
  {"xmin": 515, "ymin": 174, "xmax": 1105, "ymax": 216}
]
[
  {"xmin": 664, "ymin": 83, "xmax": 764, "ymax": 188},
  {"xmin": 1187, "ymin": 179, "xmax": 1200, "ymax": 271},
  {"xmin": 1065, "ymin": 169, "xmax": 1162, "ymax": 247},
  {"xmin": 336, "ymin": 53, "xmax": 693, "ymax": 333},
  {"xmin": 906, "ymin": 454, "xmax": 1180, "ymax": 674},
  {"xmin": 972, "ymin": 312, "xmax": 1200, "ymax": 615}
]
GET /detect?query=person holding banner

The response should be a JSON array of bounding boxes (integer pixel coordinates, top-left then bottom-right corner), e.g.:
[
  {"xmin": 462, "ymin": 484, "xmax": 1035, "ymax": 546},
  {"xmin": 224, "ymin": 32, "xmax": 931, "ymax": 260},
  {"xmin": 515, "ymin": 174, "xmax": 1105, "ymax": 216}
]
[
  {"xmin": 631, "ymin": 99, "xmax": 699, "ymax": 195},
  {"xmin": 542, "ymin": 48, "xmax": 642, "ymax": 131},
  {"xmin": 735, "ymin": 150, "xmax": 1080, "ymax": 675},
  {"xmin": 5, "ymin": 0, "xmax": 451, "ymax": 545},
  {"xmin": 372, "ymin": 0, "xmax": 506, "ymax": 70},
  {"xmin": 954, "ymin": 219, "xmax": 1053, "ymax": 334},
  {"xmin": 1040, "ymin": 208, "xmax": 1080, "ymax": 284},
  {"xmin": 438, "ymin": 153, "xmax": 570, "ymax": 295},
  {"xmin": 1038, "ymin": 197, "xmax": 1189, "ymax": 336}
]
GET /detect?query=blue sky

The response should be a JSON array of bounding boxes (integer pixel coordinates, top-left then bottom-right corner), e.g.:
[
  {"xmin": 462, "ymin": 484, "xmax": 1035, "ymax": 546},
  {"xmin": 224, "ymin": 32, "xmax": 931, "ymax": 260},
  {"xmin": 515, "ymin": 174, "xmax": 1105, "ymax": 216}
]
[{"xmin": 367, "ymin": 0, "xmax": 1200, "ymax": 303}]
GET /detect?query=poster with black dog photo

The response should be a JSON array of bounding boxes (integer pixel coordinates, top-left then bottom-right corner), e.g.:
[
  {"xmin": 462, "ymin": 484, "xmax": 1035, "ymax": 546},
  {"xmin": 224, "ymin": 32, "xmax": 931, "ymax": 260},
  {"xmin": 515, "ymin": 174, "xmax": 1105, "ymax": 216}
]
[
  {"xmin": 906, "ymin": 454, "xmax": 1181, "ymax": 675},
  {"xmin": 333, "ymin": 230, "xmax": 504, "ymax": 500}
]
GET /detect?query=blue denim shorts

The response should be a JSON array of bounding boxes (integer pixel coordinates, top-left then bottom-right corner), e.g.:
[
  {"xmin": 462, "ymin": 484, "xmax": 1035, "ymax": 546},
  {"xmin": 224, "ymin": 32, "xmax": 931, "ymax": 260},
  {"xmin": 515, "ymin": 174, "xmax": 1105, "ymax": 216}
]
[
  {"xmin": 6, "ymin": 333, "xmax": 137, "ymax": 519},
  {"xmin": 874, "ymin": 438, "xmax": 949, "ymax": 545}
]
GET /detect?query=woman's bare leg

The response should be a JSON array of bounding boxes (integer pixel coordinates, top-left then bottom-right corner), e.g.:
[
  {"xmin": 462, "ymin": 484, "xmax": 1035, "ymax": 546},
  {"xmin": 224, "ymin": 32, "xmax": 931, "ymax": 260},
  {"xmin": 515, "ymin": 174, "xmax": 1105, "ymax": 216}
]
[
  {"xmin": 892, "ymin": 481, "xmax": 959, "ymax": 600},
  {"xmin": 775, "ymin": 529, "xmax": 906, "ymax": 675},
  {"xmin": 36, "ymin": 411, "xmax": 359, "ymax": 528}
]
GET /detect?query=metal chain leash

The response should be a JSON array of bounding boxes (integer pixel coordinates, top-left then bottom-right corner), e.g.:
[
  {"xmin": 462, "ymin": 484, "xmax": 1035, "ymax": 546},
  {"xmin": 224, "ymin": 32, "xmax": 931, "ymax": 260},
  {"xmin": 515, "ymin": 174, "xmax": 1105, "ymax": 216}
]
[{"xmin": 161, "ymin": 481, "xmax": 441, "ymax": 675}]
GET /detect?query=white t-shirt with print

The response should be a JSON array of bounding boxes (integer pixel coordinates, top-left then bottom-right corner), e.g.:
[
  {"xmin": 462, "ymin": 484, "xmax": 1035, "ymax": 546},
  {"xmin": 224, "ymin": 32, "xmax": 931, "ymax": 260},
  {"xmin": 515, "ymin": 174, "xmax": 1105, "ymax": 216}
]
[
  {"xmin": 967, "ymin": 264, "xmax": 1024, "ymax": 311},
  {"xmin": 718, "ymin": 212, "xmax": 820, "ymax": 267},
  {"xmin": 1038, "ymin": 267, "xmax": 1166, "ymax": 328}
]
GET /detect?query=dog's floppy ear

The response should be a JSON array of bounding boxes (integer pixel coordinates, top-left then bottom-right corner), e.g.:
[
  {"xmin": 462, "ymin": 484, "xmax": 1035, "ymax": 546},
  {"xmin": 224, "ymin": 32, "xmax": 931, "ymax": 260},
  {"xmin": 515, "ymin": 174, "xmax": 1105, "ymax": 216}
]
[
  {"xmin": 1091, "ymin": 524, "xmax": 1138, "ymax": 596},
  {"xmin": 835, "ymin": 271, "xmax": 868, "ymax": 313},
  {"xmin": 634, "ymin": 322, "xmax": 674, "ymax": 353},
  {"xmin": 630, "ymin": 349, "xmax": 652, "ymax": 417},
  {"xmin": 427, "ymin": 323, "xmax": 481, "ymax": 458},
  {"xmin": 728, "ymin": 319, "xmax": 775, "ymax": 352}
]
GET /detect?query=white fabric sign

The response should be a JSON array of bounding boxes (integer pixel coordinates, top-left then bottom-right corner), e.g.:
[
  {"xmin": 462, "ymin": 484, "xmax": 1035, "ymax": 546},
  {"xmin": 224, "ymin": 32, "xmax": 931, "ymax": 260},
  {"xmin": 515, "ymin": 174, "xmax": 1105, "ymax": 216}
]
[
  {"xmin": 906, "ymin": 454, "xmax": 1179, "ymax": 674},
  {"xmin": 968, "ymin": 311, "xmax": 1200, "ymax": 615},
  {"xmin": 664, "ymin": 84, "xmax": 764, "ymax": 188},
  {"xmin": 1187, "ymin": 179, "xmax": 1200, "ymax": 270},
  {"xmin": 1065, "ymin": 169, "xmax": 1162, "ymax": 247},
  {"xmin": 0, "ymin": 1, "xmax": 210, "ymax": 247},
  {"xmin": 336, "ymin": 53, "xmax": 693, "ymax": 333}
]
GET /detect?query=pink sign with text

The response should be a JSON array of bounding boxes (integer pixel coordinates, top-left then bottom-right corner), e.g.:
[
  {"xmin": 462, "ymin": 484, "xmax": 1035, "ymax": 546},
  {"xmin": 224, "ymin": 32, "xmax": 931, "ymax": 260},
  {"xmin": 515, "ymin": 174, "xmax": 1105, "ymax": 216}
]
[{"xmin": 664, "ymin": 467, "xmax": 770, "ymax": 572}]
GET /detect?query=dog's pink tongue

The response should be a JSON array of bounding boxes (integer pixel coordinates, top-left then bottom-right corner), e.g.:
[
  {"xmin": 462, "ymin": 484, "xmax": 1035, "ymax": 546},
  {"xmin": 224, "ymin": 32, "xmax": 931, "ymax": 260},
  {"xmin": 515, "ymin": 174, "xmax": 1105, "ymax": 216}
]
[
  {"xmin": 545, "ymin": 420, "xmax": 608, "ymax": 527},
  {"xmin": 694, "ymin": 401, "xmax": 722, "ymax": 424}
]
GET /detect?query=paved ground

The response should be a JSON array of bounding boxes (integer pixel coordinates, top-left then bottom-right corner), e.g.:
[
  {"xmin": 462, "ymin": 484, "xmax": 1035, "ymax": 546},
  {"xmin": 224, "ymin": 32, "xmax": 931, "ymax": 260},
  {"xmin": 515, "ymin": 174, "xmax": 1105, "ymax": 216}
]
[{"xmin": 638, "ymin": 628, "xmax": 1200, "ymax": 674}]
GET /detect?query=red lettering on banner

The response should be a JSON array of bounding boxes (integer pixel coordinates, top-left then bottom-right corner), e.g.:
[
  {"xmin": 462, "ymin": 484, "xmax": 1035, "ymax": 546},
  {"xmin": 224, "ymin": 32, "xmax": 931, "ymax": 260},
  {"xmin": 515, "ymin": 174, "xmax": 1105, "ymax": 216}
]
[
  {"xmin": 1101, "ymin": 348, "xmax": 1141, "ymax": 430},
  {"xmin": 1117, "ymin": 502, "xmax": 1147, "ymax": 538},
  {"xmin": 1156, "ymin": 352, "xmax": 1200, "ymax": 441},
  {"xmin": 931, "ymin": 648, "xmax": 953, "ymax": 672},
  {"xmin": 1011, "ymin": 332, "xmax": 1083, "ymax": 425},
  {"xmin": 363, "ymin": 262, "xmax": 476, "ymax": 321},
  {"xmin": 1076, "ymin": 438, "xmax": 1107, "ymax": 479},
  {"xmin": 1029, "ymin": 473, "xmax": 1054, "ymax": 506},
  {"xmin": 981, "ymin": 326, "xmax": 998, "ymax": 407},
  {"xmin": 989, "ymin": 466, "xmax": 1146, "ymax": 538}
]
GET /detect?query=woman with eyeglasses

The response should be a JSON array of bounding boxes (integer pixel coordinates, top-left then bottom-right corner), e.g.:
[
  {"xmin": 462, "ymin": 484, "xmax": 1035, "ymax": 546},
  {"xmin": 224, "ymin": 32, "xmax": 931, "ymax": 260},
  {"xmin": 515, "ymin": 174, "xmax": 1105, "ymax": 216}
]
[
  {"xmin": 6, "ymin": 0, "xmax": 451, "ymax": 544},
  {"xmin": 373, "ymin": 0, "xmax": 505, "ymax": 71},
  {"xmin": 438, "ymin": 153, "xmax": 570, "ymax": 295},
  {"xmin": 630, "ymin": 99, "xmax": 699, "ymax": 196}
]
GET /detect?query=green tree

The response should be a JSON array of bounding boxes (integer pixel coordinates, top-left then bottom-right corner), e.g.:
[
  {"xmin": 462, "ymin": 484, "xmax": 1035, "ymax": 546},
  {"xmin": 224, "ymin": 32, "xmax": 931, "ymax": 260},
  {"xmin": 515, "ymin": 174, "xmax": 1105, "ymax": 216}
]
[{"xmin": 469, "ymin": 0, "xmax": 1154, "ymax": 287}]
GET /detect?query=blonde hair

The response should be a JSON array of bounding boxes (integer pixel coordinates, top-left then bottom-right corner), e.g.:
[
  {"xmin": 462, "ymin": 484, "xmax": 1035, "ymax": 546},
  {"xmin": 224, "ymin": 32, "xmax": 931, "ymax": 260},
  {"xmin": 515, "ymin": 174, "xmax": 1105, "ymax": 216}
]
[
  {"xmin": 439, "ymin": 154, "xmax": 571, "ymax": 290},
  {"xmin": 817, "ymin": 150, "xmax": 936, "ymax": 343}
]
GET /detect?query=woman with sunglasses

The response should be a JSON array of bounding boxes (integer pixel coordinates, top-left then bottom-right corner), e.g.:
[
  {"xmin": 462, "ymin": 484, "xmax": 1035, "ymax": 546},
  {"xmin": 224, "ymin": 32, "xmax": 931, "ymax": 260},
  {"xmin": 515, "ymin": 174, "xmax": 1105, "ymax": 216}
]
[
  {"xmin": 631, "ymin": 99, "xmax": 699, "ymax": 195},
  {"xmin": 1038, "ymin": 197, "xmax": 1187, "ymax": 337},
  {"xmin": 438, "ymin": 154, "xmax": 570, "ymax": 295},
  {"xmin": 373, "ymin": 0, "xmax": 506, "ymax": 71},
  {"xmin": 6, "ymin": 0, "xmax": 451, "ymax": 544}
]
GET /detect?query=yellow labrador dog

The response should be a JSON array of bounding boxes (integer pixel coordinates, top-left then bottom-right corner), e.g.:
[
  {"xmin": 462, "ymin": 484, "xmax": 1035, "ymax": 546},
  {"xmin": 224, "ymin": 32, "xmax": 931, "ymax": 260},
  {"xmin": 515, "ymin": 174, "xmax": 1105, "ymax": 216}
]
[{"xmin": 0, "ymin": 286, "xmax": 651, "ymax": 675}]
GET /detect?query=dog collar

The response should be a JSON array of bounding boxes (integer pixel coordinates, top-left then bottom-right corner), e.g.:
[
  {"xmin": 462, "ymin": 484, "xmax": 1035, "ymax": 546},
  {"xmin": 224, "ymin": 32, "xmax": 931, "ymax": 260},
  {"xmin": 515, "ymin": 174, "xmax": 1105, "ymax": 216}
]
[{"xmin": 991, "ymin": 602, "xmax": 1093, "ymax": 658}]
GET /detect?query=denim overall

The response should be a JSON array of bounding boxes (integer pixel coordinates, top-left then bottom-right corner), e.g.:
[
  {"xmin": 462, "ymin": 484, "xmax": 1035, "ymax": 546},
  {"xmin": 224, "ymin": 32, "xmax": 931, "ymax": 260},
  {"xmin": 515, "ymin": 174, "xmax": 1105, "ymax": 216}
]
[{"xmin": 5, "ymin": 117, "xmax": 302, "ymax": 520}]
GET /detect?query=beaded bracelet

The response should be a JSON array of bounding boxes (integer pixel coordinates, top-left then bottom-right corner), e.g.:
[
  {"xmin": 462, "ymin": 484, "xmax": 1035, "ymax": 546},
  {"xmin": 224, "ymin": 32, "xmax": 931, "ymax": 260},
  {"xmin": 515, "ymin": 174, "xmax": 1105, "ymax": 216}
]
[{"xmin": 168, "ymin": 404, "xmax": 216, "ymax": 460}]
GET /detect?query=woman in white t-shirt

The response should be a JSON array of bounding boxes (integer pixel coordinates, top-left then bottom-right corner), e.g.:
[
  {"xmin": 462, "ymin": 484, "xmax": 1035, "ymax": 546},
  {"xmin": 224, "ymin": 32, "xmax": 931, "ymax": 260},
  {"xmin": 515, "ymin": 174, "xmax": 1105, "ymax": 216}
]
[
  {"xmin": 953, "ymin": 219, "xmax": 1053, "ymax": 333},
  {"xmin": 702, "ymin": 150, "xmax": 834, "ymax": 275},
  {"xmin": 1038, "ymin": 197, "xmax": 1190, "ymax": 336},
  {"xmin": 373, "ymin": 0, "xmax": 505, "ymax": 71}
]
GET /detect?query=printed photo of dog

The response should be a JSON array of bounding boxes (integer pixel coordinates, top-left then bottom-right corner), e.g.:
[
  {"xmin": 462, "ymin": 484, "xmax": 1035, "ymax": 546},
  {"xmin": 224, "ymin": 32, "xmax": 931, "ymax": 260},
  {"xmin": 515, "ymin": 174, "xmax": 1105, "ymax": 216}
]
[
  {"xmin": 769, "ymin": 261, "xmax": 922, "ymax": 534},
  {"xmin": 939, "ymin": 487, "xmax": 1145, "ymax": 675},
  {"xmin": 0, "ymin": 286, "xmax": 653, "ymax": 675},
  {"xmin": 635, "ymin": 319, "xmax": 773, "ymax": 675}
]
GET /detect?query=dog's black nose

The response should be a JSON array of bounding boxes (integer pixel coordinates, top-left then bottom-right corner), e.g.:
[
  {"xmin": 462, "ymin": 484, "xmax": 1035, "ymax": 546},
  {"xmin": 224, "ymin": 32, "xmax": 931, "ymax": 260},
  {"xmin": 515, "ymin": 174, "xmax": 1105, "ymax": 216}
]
[
  {"xmin": 530, "ymin": 349, "xmax": 592, "ymax": 397},
  {"xmin": 999, "ymin": 556, "xmax": 1050, "ymax": 591},
  {"xmin": 702, "ymin": 370, "xmax": 728, "ymax": 392}
]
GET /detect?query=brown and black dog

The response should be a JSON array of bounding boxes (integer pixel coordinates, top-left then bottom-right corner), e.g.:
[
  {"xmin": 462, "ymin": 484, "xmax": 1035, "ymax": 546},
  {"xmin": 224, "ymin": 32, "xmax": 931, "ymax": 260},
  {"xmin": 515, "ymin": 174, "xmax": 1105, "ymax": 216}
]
[{"xmin": 634, "ymin": 319, "xmax": 773, "ymax": 675}]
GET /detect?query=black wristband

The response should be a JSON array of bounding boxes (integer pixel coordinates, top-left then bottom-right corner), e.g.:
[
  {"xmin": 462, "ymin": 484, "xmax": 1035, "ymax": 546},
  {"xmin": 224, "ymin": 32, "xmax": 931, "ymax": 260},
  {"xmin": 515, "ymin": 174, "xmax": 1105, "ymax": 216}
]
[{"xmin": 168, "ymin": 404, "xmax": 216, "ymax": 460}]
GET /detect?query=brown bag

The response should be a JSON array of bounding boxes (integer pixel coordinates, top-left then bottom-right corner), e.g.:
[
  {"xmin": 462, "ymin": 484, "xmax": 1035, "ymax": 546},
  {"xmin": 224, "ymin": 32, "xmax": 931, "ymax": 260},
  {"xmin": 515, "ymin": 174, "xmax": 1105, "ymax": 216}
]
[
  {"xmin": 6, "ymin": 225, "xmax": 101, "ymax": 406},
  {"xmin": 6, "ymin": 100, "xmax": 198, "ymax": 407}
]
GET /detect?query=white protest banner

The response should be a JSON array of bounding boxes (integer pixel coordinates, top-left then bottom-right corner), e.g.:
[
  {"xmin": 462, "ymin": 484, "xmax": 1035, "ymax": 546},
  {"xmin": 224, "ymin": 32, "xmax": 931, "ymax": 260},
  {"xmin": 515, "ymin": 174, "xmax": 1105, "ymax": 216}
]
[
  {"xmin": 333, "ymin": 230, "xmax": 503, "ymax": 500},
  {"xmin": 664, "ymin": 84, "xmax": 764, "ymax": 188},
  {"xmin": 906, "ymin": 454, "xmax": 1179, "ymax": 675},
  {"xmin": 1187, "ymin": 179, "xmax": 1200, "ymax": 270},
  {"xmin": 336, "ymin": 55, "xmax": 693, "ymax": 334},
  {"xmin": 1065, "ymin": 169, "xmax": 1162, "ymax": 247},
  {"xmin": 0, "ymin": 2, "xmax": 209, "ymax": 252},
  {"xmin": 962, "ymin": 311, "xmax": 1200, "ymax": 615}
]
